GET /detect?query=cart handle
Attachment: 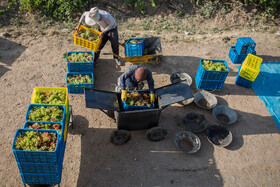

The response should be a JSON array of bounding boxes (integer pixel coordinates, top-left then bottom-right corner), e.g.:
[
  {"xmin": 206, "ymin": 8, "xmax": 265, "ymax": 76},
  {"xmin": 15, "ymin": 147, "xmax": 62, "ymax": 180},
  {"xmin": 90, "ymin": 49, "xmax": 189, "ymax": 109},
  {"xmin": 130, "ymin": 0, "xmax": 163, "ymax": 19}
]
[
  {"xmin": 119, "ymin": 42, "xmax": 125, "ymax": 48},
  {"xmin": 103, "ymin": 52, "xmax": 123, "ymax": 59}
]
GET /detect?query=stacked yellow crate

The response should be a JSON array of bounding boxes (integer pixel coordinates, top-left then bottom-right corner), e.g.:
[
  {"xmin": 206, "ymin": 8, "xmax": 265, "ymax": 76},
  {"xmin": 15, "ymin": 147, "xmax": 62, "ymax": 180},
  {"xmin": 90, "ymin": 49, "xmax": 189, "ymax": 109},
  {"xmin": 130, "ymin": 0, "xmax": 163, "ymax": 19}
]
[{"xmin": 235, "ymin": 54, "xmax": 263, "ymax": 88}]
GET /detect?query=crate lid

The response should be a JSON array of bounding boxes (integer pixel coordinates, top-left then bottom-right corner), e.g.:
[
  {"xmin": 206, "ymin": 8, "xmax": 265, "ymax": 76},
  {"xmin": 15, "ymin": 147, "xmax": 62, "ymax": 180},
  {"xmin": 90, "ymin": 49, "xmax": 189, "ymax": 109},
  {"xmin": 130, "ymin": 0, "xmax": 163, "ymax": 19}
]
[
  {"xmin": 155, "ymin": 81, "xmax": 193, "ymax": 108},
  {"xmin": 85, "ymin": 88, "xmax": 121, "ymax": 111}
]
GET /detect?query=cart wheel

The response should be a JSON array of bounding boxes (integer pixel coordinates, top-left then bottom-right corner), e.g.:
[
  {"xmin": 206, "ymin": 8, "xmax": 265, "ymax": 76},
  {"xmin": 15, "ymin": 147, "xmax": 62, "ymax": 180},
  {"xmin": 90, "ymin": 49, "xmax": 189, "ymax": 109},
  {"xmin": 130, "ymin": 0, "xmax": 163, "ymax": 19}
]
[
  {"xmin": 146, "ymin": 127, "xmax": 168, "ymax": 142},
  {"xmin": 110, "ymin": 130, "xmax": 131, "ymax": 145}
]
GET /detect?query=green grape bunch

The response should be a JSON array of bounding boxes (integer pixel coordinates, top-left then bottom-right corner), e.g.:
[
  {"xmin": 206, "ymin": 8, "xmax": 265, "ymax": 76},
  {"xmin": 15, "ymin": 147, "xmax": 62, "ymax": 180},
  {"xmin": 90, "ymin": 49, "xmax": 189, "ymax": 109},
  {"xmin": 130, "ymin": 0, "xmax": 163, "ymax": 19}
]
[
  {"xmin": 202, "ymin": 60, "xmax": 228, "ymax": 71},
  {"xmin": 15, "ymin": 131, "xmax": 57, "ymax": 151},
  {"xmin": 27, "ymin": 122, "xmax": 62, "ymax": 137},
  {"xmin": 125, "ymin": 92, "xmax": 152, "ymax": 107},
  {"xmin": 68, "ymin": 52, "xmax": 93, "ymax": 63},
  {"xmin": 28, "ymin": 106, "xmax": 64, "ymax": 122},
  {"xmin": 128, "ymin": 39, "xmax": 143, "ymax": 44},
  {"xmin": 67, "ymin": 74, "xmax": 93, "ymax": 85},
  {"xmin": 78, "ymin": 29, "xmax": 99, "ymax": 43},
  {"xmin": 35, "ymin": 90, "xmax": 66, "ymax": 105}
]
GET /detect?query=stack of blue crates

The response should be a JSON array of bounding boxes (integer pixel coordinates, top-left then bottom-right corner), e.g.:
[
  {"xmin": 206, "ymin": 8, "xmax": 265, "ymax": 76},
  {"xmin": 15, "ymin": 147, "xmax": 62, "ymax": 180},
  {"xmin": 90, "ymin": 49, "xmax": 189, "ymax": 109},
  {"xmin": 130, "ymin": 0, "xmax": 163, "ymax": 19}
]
[
  {"xmin": 195, "ymin": 59, "xmax": 229, "ymax": 91},
  {"xmin": 66, "ymin": 51, "xmax": 94, "ymax": 94},
  {"xmin": 13, "ymin": 129, "xmax": 64, "ymax": 185},
  {"xmin": 12, "ymin": 104, "xmax": 67, "ymax": 185},
  {"xmin": 228, "ymin": 37, "xmax": 256, "ymax": 64}
]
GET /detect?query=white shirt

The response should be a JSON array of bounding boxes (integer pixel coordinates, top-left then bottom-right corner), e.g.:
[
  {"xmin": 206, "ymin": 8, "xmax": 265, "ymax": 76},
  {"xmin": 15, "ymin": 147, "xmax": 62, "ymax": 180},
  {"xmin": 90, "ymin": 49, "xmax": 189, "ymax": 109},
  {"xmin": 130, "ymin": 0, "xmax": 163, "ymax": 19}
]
[{"xmin": 79, "ymin": 9, "xmax": 117, "ymax": 32}]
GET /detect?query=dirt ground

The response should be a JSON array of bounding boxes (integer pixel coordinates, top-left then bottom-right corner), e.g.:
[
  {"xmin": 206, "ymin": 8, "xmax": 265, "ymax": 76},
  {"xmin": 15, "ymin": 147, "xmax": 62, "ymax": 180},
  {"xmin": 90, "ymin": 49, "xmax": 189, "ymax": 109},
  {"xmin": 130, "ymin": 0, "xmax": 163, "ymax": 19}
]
[{"xmin": 1, "ymin": 17, "xmax": 280, "ymax": 187}]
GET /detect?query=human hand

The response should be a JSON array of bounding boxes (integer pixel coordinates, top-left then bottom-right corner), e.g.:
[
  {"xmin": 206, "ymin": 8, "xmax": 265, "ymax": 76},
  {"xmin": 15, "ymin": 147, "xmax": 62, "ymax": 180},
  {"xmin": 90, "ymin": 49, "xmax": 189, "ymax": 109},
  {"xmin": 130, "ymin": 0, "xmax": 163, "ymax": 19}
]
[
  {"xmin": 75, "ymin": 24, "xmax": 80, "ymax": 31},
  {"xmin": 99, "ymin": 31, "xmax": 105, "ymax": 38},
  {"xmin": 150, "ymin": 93, "xmax": 155, "ymax": 103},
  {"xmin": 121, "ymin": 90, "xmax": 127, "ymax": 101}
]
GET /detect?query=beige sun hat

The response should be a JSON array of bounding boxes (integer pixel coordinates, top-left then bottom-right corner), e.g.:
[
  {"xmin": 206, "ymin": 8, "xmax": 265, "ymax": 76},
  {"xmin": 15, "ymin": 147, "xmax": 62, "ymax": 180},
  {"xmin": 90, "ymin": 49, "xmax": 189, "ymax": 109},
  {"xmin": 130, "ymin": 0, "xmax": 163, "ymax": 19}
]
[{"xmin": 85, "ymin": 7, "xmax": 100, "ymax": 26}]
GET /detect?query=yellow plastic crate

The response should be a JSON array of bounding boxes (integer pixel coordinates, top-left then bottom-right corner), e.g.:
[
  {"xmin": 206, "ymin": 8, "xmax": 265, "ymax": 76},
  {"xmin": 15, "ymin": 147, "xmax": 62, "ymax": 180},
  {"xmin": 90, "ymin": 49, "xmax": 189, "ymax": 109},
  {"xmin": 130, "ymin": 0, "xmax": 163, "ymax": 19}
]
[
  {"xmin": 239, "ymin": 54, "xmax": 263, "ymax": 82},
  {"xmin": 74, "ymin": 25, "xmax": 102, "ymax": 51},
  {"xmin": 31, "ymin": 87, "xmax": 69, "ymax": 117},
  {"xmin": 64, "ymin": 112, "xmax": 70, "ymax": 142}
]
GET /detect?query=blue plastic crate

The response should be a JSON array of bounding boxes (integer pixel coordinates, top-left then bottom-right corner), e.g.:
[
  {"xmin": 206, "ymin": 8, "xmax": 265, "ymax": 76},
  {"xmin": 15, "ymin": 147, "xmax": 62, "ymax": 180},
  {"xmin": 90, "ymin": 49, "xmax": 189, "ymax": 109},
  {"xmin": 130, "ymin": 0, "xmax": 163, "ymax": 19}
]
[
  {"xmin": 235, "ymin": 37, "xmax": 256, "ymax": 55},
  {"xmin": 235, "ymin": 70, "xmax": 254, "ymax": 88},
  {"xmin": 125, "ymin": 38, "xmax": 145, "ymax": 57},
  {"xmin": 247, "ymin": 46, "xmax": 257, "ymax": 55},
  {"xmin": 67, "ymin": 51, "xmax": 94, "ymax": 72},
  {"xmin": 12, "ymin": 129, "xmax": 61, "ymax": 164},
  {"xmin": 195, "ymin": 76, "xmax": 225, "ymax": 91},
  {"xmin": 20, "ymin": 168, "xmax": 62, "ymax": 184},
  {"xmin": 23, "ymin": 121, "xmax": 65, "ymax": 151},
  {"xmin": 229, "ymin": 46, "xmax": 257, "ymax": 64},
  {"xmin": 16, "ymin": 160, "xmax": 62, "ymax": 174},
  {"xmin": 229, "ymin": 46, "xmax": 247, "ymax": 64},
  {"xmin": 66, "ymin": 72, "xmax": 94, "ymax": 94},
  {"xmin": 25, "ymin": 104, "xmax": 66, "ymax": 126},
  {"xmin": 16, "ymin": 143, "xmax": 64, "ymax": 175},
  {"xmin": 60, "ymin": 136, "xmax": 66, "ymax": 164},
  {"xmin": 196, "ymin": 59, "xmax": 229, "ymax": 82},
  {"xmin": 121, "ymin": 91, "xmax": 155, "ymax": 111}
]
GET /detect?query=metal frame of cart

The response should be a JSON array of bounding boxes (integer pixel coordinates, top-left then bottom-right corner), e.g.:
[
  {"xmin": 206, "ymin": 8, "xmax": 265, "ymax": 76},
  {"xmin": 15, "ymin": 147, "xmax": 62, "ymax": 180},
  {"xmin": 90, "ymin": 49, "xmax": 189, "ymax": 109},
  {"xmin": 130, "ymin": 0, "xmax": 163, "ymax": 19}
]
[{"xmin": 84, "ymin": 81, "xmax": 193, "ymax": 145}]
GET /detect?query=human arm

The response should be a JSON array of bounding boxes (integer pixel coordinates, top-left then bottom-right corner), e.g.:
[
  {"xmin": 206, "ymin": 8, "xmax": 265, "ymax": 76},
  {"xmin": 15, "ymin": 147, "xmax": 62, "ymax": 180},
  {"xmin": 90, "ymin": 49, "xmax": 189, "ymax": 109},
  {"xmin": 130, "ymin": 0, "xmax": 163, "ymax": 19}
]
[
  {"xmin": 75, "ymin": 22, "xmax": 81, "ymax": 31},
  {"xmin": 119, "ymin": 69, "xmax": 132, "ymax": 101},
  {"xmin": 146, "ymin": 69, "xmax": 155, "ymax": 103},
  {"xmin": 98, "ymin": 14, "xmax": 116, "ymax": 38},
  {"xmin": 146, "ymin": 69, "xmax": 154, "ymax": 94},
  {"xmin": 75, "ymin": 12, "xmax": 87, "ymax": 31},
  {"xmin": 103, "ymin": 19, "xmax": 115, "ymax": 32},
  {"xmin": 99, "ymin": 31, "xmax": 106, "ymax": 38},
  {"xmin": 119, "ymin": 65, "xmax": 137, "ymax": 91},
  {"xmin": 97, "ymin": 10, "xmax": 116, "ymax": 32}
]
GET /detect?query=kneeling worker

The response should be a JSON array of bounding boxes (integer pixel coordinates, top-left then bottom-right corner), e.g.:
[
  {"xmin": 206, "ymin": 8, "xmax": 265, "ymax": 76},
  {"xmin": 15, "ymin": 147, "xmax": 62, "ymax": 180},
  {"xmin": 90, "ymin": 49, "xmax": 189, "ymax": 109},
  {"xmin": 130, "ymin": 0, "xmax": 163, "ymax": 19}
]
[{"xmin": 116, "ymin": 65, "xmax": 155, "ymax": 103}]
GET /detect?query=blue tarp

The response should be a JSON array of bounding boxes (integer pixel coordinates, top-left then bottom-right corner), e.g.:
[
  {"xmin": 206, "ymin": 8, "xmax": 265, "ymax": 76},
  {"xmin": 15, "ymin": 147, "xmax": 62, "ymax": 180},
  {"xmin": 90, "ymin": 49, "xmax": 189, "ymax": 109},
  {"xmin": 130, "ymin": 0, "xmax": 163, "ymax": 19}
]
[{"xmin": 251, "ymin": 62, "xmax": 280, "ymax": 131}]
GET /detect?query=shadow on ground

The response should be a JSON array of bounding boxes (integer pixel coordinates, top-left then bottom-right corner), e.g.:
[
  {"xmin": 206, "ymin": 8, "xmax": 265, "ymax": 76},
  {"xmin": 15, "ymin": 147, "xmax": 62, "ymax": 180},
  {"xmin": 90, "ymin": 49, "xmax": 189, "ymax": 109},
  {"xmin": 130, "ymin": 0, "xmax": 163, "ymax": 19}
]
[
  {"xmin": 0, "ymin": 37, "xmax": 27, "ymax": 78},
  {"xmin": 69, "ymin": 114, "xmax": 223, "ymax": 186}
]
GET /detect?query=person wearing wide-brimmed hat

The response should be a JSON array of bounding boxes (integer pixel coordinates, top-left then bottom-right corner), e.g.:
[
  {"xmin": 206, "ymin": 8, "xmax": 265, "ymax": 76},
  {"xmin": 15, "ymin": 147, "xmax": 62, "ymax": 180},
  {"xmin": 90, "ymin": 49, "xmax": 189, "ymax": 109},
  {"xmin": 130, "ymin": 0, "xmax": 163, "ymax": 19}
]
[
  {"xmin": 115, "ymin": 65, "xmax": 155, "ymax": 103},
  {"xmin": 76, "ymin": 7, "xmax": 122, "ymax": 66}
]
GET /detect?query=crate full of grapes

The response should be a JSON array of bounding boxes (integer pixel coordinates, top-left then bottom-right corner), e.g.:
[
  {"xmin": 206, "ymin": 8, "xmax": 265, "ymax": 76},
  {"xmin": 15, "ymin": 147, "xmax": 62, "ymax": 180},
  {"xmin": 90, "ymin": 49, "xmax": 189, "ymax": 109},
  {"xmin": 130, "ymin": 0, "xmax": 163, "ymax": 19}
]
[
  {"xmin": 25, "ymin": 104, "xmax": 66, "ymax": 126},
  {"xmin": 125, "ymin": 38, "xmax": 145, "ymax": 57},
  {"xmin": 12, "ymin": 129, "xmax": 61, "ymax": 164},
  {"xmin": 66, "ymin": 72, "xmax": 94, "ymax": 94},
  {"xmin": 31, "ymin": 87, "xmax": 69, "ymax": 119},
  {"xmin": 24, "ymin": 121, "xmax": 65, "ymax": 149},
  {"xmin": 122, "ymin": 91, "xmax": 155, "ymax": 111},
  {"xmin": 195, "ymin": 59, "xmax": 229, "ymax": 91},
  {"xmin": 74, "ymin": 25, "xmax": 102, "ymax": 51},
  {"xmin": 67, "ymin": 51, "xmax": 94, "ymax": 72}
]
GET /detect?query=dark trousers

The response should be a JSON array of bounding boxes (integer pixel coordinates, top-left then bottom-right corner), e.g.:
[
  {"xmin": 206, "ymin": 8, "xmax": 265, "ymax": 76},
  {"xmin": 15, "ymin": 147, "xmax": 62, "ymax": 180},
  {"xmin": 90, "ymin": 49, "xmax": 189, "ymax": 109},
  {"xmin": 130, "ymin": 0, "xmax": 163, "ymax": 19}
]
[{"xmin": 95, "ymin": 26, "xmax": 119, "ymax": 61}]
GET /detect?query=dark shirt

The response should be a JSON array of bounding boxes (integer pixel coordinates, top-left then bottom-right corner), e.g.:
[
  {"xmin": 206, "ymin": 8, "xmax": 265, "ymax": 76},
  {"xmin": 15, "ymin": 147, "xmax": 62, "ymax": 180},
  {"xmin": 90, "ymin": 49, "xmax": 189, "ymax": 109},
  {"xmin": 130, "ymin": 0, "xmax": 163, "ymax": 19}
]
[{"xmin": 119, "ymin": 65, "xmax": 154, "ymax": 93}]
